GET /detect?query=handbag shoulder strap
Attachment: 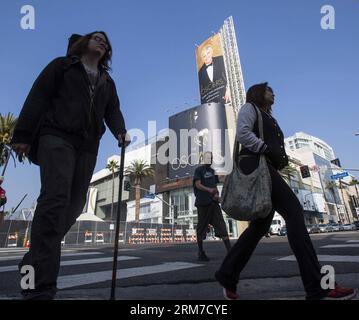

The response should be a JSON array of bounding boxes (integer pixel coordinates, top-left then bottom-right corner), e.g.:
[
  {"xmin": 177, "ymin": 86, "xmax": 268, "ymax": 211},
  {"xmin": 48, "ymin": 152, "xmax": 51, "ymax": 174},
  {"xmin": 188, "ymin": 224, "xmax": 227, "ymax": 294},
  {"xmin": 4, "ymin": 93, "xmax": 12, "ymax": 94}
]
[
  {"xmin": 249, "ymin": 103, "xmax": 265, "ymax": 141},
  {"xmin": 232, "ymin": 138, "xmax": 240, "ymax": 168},
  {"xmin": 232, "ymin": 103, "xmax": 265, "ymax": 170}
]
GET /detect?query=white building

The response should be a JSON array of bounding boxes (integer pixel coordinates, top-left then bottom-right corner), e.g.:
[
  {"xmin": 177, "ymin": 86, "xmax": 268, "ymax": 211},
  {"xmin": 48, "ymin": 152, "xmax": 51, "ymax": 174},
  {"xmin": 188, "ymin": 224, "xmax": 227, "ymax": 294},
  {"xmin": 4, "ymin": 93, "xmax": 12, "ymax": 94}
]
[
  {"xmin": 286, "ymin": 148, "xmax": 338, "ymax": 223},
  {"xmin": 88, "ymin": 138, "xmax": 239, "ymax": 238},
  {"xmin": 285, "ymin": 132, "xmax": 355, "ymax": 223},
  {"xmin": 126, "ymin": 194, "xmax": 163, "ymax": 224},
  {"xmin": 89, "ymin": 143, "xmax": 154, "ymax": 221},
  {"xmin": 285, "ymin": 132, "xmax": 335, "ymax": 162}
]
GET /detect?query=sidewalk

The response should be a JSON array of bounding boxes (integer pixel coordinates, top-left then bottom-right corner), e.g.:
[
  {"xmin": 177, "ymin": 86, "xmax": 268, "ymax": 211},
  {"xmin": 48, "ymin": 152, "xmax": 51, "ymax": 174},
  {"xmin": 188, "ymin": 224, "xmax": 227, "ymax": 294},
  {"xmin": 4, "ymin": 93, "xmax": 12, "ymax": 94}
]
[{"xmin": 2, "ymin": 273, "xmax": 358, "ymax": 300}]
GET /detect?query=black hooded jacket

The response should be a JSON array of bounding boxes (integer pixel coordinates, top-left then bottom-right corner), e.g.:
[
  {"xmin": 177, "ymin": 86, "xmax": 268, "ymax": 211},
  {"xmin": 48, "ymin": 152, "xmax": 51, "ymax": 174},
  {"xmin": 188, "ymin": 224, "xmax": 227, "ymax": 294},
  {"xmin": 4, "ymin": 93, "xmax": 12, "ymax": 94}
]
[{"xmin": 11, "ymin": 55, "xmax": 127, "ymax": 162}]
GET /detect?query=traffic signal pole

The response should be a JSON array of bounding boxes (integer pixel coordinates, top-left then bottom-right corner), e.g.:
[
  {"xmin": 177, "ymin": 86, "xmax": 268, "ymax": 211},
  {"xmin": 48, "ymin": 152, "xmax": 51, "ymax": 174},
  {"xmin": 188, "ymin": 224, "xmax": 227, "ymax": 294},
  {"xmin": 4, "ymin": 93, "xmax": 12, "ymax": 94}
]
[
  {"xmin": 127, "ymin": 184, "xmax": 178, "ymax": 241},
  {"xmin": 130, "ymin": 185, "xmax": 177, "ymax": 223}
]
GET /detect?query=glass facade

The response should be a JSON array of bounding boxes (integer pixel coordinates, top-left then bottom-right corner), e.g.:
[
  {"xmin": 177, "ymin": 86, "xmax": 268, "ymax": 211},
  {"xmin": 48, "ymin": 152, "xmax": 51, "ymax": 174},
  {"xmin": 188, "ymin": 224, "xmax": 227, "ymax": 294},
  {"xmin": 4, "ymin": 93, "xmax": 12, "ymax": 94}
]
[
  {"xmin": 170, "ymin": 187, "xmax": 196, "ymax": 226},
  {"xmin": 313, "ymin": 154, "xmax": 342, "ymax": 205},
  {"xmin": 169, "ymin": 186, "xmax": 239, "ymax": 238}
]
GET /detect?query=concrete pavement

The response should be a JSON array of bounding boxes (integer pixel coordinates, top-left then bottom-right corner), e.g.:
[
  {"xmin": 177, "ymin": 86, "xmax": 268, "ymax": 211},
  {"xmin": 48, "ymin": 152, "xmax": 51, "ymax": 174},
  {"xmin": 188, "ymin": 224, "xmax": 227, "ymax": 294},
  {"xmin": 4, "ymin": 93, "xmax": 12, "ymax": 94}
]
[{"xmin": 0, "ymin": 231, "xmax": 358, "ymax": 300}]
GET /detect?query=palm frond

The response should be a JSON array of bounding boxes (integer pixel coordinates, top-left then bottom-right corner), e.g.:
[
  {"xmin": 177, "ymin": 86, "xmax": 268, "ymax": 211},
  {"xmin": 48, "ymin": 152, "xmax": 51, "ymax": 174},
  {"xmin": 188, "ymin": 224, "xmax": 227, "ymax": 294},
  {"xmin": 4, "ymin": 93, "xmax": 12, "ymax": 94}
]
[
  {"xmin": 124, "ymin": 159, "xmax": 154, "ymax": 184},
  {"xmin": 0, "ymin": 113, "xmax": 17, "ymax": 145},
  {"xmin": 106, "ymin": 160, "xmax": 120, "ymax": 172},
  {"xmin": 326, "ymin": 181, "xmax": 337, "ymax": 189}
]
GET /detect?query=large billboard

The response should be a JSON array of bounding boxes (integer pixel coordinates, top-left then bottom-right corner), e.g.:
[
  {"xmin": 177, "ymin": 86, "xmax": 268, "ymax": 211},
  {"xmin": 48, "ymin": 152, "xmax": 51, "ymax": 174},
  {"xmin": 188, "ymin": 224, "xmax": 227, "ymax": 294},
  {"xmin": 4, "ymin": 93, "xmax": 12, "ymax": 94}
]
[
  {"xmin": 196, "ymin": 33, "xmax": 231, "ymax": 105},
  {"xmin": 166, "ymin": 18, "xmax": 245, "ymax": 180},
  {"xmin": 168, "ymin": 103, "xmax": 233, "ymax": 179}
]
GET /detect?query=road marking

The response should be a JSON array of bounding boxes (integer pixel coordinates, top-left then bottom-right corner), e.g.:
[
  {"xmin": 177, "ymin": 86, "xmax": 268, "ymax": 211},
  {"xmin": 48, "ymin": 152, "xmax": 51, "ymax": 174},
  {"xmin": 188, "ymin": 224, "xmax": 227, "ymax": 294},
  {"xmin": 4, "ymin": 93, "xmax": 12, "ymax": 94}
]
[
  {"xmin": 347, "ymin": 240, "xmax": 359, "ymax": 243},
  {"xmin": 0, "ymin": 248, "xmax": 80, "ymax": 253},
  {"xmin": 57, "ymin": 262, "xmax": 202, "ymax": 289},
  {"xmin": 321, "ymin": 244, "xmax": 359, "ymax": 249},
  {"xmin": 279, "ymin": 255, "xmax": 359, "ymax": 263},
  {"xmin": 0, "ymin": 249, "xmax": 30, "ymax": 254},
  {"xmin": 0, "ymin": 256, "xmax": 139, "ymax": 273},
  {"xmin": 0, "ymin": 248, "xmax": 136, "ymax": 255},
  {"xmin": 0, "ymin": 251, "xmax": 103, "ymax": 262}
]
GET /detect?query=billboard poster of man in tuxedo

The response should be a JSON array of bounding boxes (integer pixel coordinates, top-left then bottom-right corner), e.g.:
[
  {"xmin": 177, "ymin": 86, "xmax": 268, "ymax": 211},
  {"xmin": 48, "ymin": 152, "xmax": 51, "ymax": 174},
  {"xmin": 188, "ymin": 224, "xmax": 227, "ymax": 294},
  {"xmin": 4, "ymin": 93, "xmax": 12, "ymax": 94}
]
[{"xmin": 196, "ymin": 34, "xmax": 231, "ymax": 105}]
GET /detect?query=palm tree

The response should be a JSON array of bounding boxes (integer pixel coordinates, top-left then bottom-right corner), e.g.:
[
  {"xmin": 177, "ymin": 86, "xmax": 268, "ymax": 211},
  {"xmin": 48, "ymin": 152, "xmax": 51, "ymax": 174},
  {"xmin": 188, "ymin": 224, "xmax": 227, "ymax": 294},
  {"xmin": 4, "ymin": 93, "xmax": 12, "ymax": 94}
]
[
  {"xmin": 0, "ymin": 113, "xmax": 18, "ymax": 169},
  {"xmin": 106, "ymin": 160, "xmax": 120, "ymax": 221},
  {"xmin": 125, "ymin": 160, "xmax": 155, "ymax": 223}
]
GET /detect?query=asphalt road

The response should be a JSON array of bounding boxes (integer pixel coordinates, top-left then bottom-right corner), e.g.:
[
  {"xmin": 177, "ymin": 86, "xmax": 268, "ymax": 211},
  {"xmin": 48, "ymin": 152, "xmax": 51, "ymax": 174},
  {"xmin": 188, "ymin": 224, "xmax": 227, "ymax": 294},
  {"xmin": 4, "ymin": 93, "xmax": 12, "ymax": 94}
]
[{"xmin": 0, "ymin": 231, "xmax": 358, "ymax": 300}]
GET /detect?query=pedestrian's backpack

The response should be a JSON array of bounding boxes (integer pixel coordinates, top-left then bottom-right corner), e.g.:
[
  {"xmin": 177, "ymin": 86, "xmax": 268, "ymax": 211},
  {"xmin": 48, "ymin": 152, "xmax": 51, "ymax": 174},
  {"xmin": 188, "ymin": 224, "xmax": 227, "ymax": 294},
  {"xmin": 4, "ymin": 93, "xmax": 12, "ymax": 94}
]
[
  {"xmin": 28, "ymin": 34, "xmax": 83, "ymax": 165},
  {"xmin": 67, "ymin": 34, "xmax": 83, "ymax": 55}
]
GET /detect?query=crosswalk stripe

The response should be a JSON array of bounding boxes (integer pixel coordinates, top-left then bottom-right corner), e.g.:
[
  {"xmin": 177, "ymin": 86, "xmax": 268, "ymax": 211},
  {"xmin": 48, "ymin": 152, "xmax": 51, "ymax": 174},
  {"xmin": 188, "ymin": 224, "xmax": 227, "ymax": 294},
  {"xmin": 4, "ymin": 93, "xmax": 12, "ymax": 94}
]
[
  {"xmin": 0, "ymin": 249, "xmax": 29, "ymax": 254},
  {"xmin": 57, "ymin": 262, "xmax": 202, "ymax": 289},
  {"xmin": 0, "ymin": 248, "xmax": 135, "ymax": 255},
  {"xmin": 347, "ymin": 240, "xmax": 359, "ymax": 243},
  {"xmin": 279, "ymin": 255, "xmax": 359, "ymax": 263},
  {"xmin": 0, "ymin": 249, "xmax": 105, "ymax": 256},
  {"xmin": 0, "ymin": 248, "xmax": 80, "ymax": 254},
  {"xmin": 321, "ymin": 244, "xmax": 359, "ymax": 249},
  {"xmin": 0, "ymin": 252, "xmax": 103, "ymax": 262},
  {"xmin": 0, "ymin": 256, "xmax": 139, "ymax": 273},
  {"xmin": 60, "ymin": 256, "xmax": 139, "ymax": 267}
]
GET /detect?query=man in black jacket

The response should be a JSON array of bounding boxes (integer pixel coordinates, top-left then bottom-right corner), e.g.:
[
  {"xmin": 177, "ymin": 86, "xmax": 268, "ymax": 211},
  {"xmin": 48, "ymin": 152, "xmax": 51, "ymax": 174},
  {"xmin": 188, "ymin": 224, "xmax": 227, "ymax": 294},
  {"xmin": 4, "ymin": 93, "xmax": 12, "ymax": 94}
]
[{"xmin": 11, "ymin": 31, "xmax": 130, "ymax": 300}]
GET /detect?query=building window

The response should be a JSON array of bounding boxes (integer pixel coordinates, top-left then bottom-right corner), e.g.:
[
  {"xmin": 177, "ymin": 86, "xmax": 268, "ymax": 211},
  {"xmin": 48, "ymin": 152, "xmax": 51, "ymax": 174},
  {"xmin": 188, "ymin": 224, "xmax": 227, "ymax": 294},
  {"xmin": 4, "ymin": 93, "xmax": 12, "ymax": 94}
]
[
  {"xmin": 294, "ymin": 138, "xmax": 309, "ymax": 149},
  {"xmin": 170, "ymin": 188, "xmax": 192, "ymax": 216},
  {"xmin": 140, "ymin": 204, "xmax": 151, "ymax": 214},
  {"xmin": 324, "ymin": 149, "xmax": 333, "ymax": 161}
]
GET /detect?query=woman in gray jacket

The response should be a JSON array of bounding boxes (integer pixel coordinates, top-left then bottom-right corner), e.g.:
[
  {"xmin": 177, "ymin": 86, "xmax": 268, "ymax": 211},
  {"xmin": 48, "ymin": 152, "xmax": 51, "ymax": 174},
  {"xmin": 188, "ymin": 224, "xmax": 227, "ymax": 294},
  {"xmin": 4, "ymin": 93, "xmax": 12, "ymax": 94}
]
[{"xmin": 215, "ymin": 82, "xmax": 356, "ymax": 300}]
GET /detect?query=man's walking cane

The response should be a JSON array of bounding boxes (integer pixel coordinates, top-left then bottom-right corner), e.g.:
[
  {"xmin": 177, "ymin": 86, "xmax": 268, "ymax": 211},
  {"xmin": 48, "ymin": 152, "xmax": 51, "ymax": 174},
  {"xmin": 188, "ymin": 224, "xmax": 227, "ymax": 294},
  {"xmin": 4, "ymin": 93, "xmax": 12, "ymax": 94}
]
[{"xmin": 110, "ymin": 142, "xmax": 127, "ymax": 300}]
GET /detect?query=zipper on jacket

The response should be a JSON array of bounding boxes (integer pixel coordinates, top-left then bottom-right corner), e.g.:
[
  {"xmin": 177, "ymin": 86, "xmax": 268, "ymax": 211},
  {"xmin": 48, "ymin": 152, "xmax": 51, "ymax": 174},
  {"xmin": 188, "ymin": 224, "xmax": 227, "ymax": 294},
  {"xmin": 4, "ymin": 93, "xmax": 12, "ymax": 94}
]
[
  {"xmin": 79, "ymin": 62, "xmax": 97, "ymax": 138},
  {"xmin": 78, "ymin": 62, "xmax": 108, "ymax": 139}
]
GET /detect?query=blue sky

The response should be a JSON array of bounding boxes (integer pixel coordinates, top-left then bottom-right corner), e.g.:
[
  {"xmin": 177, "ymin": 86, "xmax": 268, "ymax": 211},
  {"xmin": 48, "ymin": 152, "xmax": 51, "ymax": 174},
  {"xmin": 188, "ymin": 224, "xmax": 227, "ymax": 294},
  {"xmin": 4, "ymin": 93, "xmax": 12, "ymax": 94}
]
[{"xmin": 0, "ymin": 0, "xmax": 358, "ymax": 210}]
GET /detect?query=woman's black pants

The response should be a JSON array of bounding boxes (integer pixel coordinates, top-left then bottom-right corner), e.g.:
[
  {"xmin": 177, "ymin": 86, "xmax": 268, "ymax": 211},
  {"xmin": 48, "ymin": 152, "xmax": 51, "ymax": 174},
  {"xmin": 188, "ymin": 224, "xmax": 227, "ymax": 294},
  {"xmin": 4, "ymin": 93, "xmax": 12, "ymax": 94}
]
[{"xmin": 216, "ymin": 162, "xmax": 328, "ymax": 299}]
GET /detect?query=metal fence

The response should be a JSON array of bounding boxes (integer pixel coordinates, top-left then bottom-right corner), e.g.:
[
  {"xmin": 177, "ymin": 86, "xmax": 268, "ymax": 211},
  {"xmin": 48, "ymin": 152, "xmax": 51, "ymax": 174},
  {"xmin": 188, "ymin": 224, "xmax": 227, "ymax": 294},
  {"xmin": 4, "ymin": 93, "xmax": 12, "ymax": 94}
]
[{"xmin": 0, "ymin": 220, "xmax": 197, "ymax": 248}]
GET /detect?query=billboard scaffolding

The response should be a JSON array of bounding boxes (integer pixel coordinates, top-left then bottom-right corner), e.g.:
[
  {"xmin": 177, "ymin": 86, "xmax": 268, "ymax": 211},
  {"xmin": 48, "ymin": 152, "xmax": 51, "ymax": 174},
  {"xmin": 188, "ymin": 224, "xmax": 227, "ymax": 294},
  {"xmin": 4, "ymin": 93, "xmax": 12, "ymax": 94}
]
[{"xmin": 219, "ymin": 16, "xmax": 246, "ymax": 120}]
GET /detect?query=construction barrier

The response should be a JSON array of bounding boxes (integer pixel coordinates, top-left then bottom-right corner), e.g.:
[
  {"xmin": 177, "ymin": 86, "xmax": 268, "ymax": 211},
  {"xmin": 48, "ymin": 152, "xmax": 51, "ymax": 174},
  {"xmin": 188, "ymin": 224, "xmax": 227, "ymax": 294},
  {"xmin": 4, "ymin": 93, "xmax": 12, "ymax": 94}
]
[{"xmin": 0, "ymin": 220, "xmax": 197, "ymax": 247}]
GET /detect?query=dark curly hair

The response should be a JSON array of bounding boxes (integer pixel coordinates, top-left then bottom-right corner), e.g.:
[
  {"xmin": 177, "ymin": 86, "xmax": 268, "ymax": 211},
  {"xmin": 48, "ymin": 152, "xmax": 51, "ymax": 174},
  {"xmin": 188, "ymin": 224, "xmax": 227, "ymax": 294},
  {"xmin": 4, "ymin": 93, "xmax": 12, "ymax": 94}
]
[
  {"xmin": 67, "ymin": 31, "xmax": 112, "ymax": 71},
  {"xmin": 246, "ymin": 82, "xmax": 273, "ymax": 114}
]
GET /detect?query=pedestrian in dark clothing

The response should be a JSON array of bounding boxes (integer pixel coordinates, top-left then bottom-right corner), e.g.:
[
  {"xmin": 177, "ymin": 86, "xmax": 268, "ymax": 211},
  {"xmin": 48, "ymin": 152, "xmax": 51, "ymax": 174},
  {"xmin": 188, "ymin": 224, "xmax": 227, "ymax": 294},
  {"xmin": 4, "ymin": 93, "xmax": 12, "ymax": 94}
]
[
  {"xmin": 11, "ymin": 31, "xmax": 130, "ymax": 300},
  {"xmin": 193, "ymin": 151, "xmax": 231, "ymax": 261},
  {"xmin": 215, "ymin": 82, "xmax": 356, "ymax": 300},
  {"xmin": 0, "ymin": 176, "xmax": 7, "ymax": 211}
]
